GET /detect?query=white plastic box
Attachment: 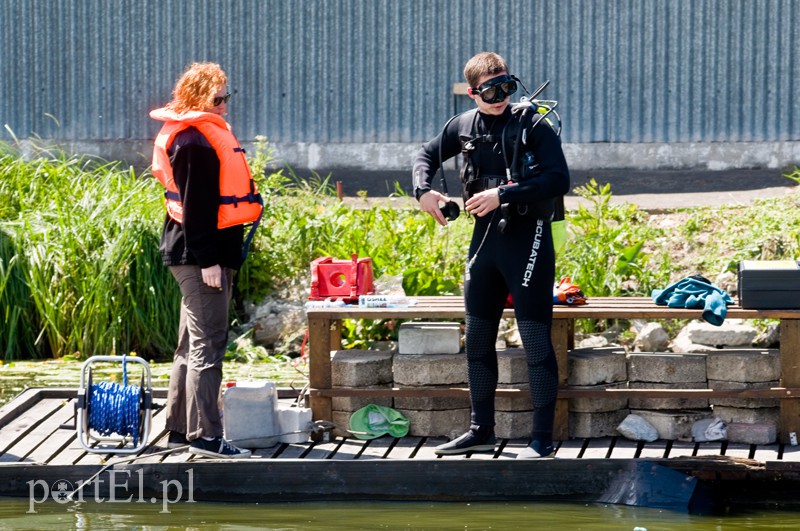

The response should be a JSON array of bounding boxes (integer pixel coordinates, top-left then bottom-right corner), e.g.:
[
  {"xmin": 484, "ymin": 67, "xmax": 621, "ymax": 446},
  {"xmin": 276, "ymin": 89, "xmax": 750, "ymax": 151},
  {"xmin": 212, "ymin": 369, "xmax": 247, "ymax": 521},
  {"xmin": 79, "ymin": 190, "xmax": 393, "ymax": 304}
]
[{"xmin": 278, "ymin": 406, "xmax": 313, "ymax": 444}]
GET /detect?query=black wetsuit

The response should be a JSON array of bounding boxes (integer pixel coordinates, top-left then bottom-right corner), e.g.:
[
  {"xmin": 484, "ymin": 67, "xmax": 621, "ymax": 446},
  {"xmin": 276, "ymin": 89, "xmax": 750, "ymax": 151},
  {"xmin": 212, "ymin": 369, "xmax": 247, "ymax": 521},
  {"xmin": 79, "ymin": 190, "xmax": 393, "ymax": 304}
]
[{"xmin": 412, "ymin": 105, "xmax": 570, "ymax": 446}]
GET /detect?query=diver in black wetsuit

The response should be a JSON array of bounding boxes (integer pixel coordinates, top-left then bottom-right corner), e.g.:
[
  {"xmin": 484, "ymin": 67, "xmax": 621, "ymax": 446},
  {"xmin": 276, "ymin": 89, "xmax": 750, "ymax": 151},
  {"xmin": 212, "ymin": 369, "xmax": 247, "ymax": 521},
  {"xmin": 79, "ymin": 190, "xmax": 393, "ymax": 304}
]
[{"xmin": 412, "ymin": 52, "xmax": 570, "ymax": 458}]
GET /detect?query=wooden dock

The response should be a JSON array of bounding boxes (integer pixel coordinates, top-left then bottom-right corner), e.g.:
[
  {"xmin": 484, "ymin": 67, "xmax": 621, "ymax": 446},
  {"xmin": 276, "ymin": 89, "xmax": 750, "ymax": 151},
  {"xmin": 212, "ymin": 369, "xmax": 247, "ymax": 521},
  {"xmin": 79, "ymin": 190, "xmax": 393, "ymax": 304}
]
[
  {"xmin": 305, "ymin": 297, "xmax": 800, "ymax": 443},
  {"xmin": 3, "ymin": 388, "xmax": 800, "ymax": 509}
]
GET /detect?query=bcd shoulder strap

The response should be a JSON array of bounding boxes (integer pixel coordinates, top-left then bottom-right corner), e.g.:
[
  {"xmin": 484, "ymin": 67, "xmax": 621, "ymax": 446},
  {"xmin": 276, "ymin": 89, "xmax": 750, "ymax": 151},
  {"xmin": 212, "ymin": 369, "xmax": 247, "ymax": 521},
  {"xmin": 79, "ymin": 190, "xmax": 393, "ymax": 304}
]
[{"xmin": 508, "ymin": 104, "xmax": 565, "ymax": 224}]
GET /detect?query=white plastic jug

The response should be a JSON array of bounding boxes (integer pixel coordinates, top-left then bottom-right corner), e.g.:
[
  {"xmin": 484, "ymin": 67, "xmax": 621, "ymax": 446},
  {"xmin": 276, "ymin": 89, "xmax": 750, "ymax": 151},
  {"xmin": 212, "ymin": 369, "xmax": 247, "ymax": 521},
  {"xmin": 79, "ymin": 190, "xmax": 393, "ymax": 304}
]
[{"xmin": 222, "ymin": 381, "xmax": 280, "ymax": 449}]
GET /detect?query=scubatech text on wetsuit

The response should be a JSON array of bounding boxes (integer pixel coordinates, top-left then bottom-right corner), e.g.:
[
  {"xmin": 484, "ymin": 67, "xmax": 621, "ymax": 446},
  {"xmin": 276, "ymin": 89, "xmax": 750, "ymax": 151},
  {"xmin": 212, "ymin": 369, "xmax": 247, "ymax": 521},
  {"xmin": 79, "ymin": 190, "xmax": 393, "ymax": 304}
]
[{"xmin": 521, "ymin": 219, "xmax": 544, "ymax": 287}]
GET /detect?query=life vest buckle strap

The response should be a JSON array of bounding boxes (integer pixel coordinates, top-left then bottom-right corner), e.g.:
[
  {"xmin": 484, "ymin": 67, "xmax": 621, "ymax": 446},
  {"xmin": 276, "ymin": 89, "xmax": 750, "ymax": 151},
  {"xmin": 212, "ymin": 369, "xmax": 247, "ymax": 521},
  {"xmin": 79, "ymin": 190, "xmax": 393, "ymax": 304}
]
[{"xmin": 219, "ymin": 193, "xmax": 263, "ymax": 206}]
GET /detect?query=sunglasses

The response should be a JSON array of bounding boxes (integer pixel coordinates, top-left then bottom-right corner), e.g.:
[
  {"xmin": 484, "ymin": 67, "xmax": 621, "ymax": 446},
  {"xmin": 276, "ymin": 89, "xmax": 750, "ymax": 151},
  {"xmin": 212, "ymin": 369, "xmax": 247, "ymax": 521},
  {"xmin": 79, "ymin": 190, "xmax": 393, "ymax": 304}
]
[
  {"xmin": 212, "ymin": 92, "xmax": 232, "ymax": 106},
  {"xmin": 472, "ymin": 75, "xmax": 518, "ymax": 104}
]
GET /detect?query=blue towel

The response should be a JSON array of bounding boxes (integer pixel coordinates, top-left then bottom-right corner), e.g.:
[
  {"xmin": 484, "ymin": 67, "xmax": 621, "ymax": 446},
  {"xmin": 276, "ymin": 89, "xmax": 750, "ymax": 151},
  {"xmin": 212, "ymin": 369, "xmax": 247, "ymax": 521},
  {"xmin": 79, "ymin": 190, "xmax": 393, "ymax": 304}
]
[{"xmin": 651, "ymin": 276, "xmax": 733, "ymax": 326}]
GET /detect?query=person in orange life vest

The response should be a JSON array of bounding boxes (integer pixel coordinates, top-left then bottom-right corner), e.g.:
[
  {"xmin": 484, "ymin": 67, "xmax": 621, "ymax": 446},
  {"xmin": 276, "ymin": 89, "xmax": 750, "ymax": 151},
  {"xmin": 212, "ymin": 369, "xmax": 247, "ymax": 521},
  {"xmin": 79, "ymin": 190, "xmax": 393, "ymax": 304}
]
[{"xmin": 150, "ymin": 62, "xmax": 262, "ymax": 459}]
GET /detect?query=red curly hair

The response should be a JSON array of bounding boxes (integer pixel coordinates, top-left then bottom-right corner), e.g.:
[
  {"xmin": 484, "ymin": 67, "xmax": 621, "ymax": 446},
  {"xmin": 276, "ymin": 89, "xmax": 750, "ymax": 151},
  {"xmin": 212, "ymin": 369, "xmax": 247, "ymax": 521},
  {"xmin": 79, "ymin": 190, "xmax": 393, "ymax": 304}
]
[{"xmin": 167, "ymin": 62, "xmax": 228, "ymax": 114}]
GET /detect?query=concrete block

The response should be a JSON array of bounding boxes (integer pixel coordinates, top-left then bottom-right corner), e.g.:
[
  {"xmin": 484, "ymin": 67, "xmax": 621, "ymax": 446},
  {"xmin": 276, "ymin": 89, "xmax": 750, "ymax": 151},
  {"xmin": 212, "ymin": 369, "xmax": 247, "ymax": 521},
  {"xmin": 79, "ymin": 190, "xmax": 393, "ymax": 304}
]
[
  {"xmin": 331, "ymin": 385, "xmax": 393, "ymax": 411},
  {"xmin": 331, "ymin": 350, "xmax": 393, "ymax": 387},
  {"xmin": 630, "ymin": 409, "xmax": 712, "ymax": 440},
  {"xmin": 569, "ymin": 409, "xmax": 629, "ymax": 438},
  {"xmin": 568, "ymin": 347, "xmax": 627, "ymax": 386},
  {"xmin": 397, "ymin": 408, "xmax": 471, "ymax": 437},
  {"xmin": 726, "ymin": 422, "xmax": 777, "ymax": 445},
  {"xmin": 569, "ymin": 383, "xmax": 628, "ymax": 413},
  {"xmin": 331, "ymin": 410, "xmax": 354, "ymax": 438},
  {"xmin": 706, "ymin": 349, "xmax": 780, "ymax": 383},
  {"xmin": 713, "ymin": 405, "xmax": 780, "ymax": 426},
  {"xmin": 496, "ymin": 384, "xmax": 532, "ymax": 411},
  {"xmin": 498, "ymin": 348, "xmax": 528, "ymax": 384},
  {"xmin": 393, "ymin": 353, "xmax": 467, "ymax": 386},
  {"xmin": 394, "ymin": 387, "xmax": 470, "ymax": 411},
  {"xmin": 398, "ymin": 322, "xmax": 461, "ymax": 354},
  {"xmin": 627, "ymin": 352, "xmax": 707, "ymax": 383},
  {"xmin": 628, "ymin": 382, "xmax": 709, "ymax": 410},
  {"xmin": 494, "ymin": 410, "xmax": 533, "ymax": 439},
  {"xmin": 709, "ymin": 379, "xmax": 780, "ymax": 408}
]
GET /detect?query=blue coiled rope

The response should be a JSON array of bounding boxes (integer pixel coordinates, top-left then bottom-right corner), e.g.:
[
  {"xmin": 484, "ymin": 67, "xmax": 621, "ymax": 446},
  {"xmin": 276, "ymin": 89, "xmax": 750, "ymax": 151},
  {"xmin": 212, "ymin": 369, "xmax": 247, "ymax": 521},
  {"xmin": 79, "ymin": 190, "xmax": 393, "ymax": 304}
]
[{"xmin": 87, "ymin": 357, "xmax": 141, "ymax": 445}]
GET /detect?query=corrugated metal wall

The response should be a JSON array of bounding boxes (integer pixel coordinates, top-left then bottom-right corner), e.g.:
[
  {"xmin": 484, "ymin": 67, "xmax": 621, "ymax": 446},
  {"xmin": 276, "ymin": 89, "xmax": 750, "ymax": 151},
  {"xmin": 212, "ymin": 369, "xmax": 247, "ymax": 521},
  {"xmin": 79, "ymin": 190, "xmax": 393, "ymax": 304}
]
[{"xmin": 2, "ymin": 0, "xmax": 799, "ymax": 146}]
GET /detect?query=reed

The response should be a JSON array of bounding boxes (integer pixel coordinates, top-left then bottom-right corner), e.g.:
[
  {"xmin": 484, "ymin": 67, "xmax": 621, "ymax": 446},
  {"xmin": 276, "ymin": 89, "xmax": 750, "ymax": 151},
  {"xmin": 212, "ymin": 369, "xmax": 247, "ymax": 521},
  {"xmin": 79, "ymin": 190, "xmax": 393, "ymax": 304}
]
[
  {"xmin": 0, "ymin": 229, "xmax": 36, "ymax": 360},
  {"xmin": 0, "ymin": 144, "xmax": 178, "ymax": 360}
]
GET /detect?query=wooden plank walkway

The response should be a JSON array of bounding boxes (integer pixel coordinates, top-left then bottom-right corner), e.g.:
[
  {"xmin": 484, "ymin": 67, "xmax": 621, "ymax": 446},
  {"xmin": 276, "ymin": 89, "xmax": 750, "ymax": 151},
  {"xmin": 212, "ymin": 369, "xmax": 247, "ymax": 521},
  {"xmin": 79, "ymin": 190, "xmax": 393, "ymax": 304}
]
[{"xmin": 2, "ymin": 388, "xmax": 800, "ymax": 504}]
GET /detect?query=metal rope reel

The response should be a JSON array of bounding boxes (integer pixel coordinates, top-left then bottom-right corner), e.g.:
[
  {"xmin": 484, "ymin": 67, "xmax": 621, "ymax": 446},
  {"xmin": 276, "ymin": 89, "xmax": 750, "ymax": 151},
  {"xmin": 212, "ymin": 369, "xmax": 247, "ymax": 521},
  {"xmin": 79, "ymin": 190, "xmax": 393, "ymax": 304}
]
[{"xmin": 76, "ymin": 355, "xmax": 153, "ymax": 454}]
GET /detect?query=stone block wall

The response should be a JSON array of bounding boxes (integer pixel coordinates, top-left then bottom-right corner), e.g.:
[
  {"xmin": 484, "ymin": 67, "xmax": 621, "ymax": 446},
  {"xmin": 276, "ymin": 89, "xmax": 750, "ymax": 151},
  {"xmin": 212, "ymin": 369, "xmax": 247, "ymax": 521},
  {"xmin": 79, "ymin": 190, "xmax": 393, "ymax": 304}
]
[
  {"xmin": 495, "ymin": 349, "xmax": 532, "ymax": 439},
  {"xmin": 567, "ymin": 347, "xmax": 630, "ymax": 438},
  {"xmin": 626, "ymin": 352, "xmax": 711, "ymax": 440},
  {"xmin": 394, "ymin": 351, "xmax": 471, "ymax": 437},
  {"xmin": 328, "ymin": 323, "xmax": 781, "ymax": 443},
  {"xmin": 705, "ymin": 349, "xmax": 780, "ymax": 444},
  {"xmin": 624, "ymin": 348, "xmax": 780, "ymax": 443}
]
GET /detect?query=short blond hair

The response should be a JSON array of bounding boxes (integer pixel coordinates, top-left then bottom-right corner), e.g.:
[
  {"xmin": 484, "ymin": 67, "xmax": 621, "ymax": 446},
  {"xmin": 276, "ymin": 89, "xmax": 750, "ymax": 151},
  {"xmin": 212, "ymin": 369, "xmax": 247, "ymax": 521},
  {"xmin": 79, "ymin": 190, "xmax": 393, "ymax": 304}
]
[
  {"xmin": 167, "ymin": 62, "xmax": 228, "ymax": 114},
  {"xmin": 463, "ymin": 52, "xmax": 509, "ymax": 88}
]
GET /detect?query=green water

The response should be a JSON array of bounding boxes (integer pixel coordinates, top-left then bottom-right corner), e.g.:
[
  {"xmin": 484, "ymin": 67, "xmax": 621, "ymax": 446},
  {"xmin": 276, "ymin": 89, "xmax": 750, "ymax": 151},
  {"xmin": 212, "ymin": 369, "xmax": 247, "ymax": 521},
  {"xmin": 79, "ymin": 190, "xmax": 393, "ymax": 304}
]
[
  {"xmin": 2, "ymin": 498, "xmax": 800, "ymax": 530},
  {"xmin": 0, "ymin": 359, "xmax": 303, "ymax": 407}
]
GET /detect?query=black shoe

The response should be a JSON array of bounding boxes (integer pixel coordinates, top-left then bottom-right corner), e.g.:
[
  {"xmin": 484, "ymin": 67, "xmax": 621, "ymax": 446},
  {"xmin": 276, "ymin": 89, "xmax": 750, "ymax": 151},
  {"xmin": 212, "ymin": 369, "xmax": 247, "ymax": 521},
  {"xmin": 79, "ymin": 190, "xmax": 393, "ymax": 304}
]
[
  {"xmin": 167, "ymin": 431, "xmax": 188, "ymax": 449},
  {"xmin": 189, "ymin": 437, "xmax": 252, "ymax": 459},
  {"xmin": 435, "ymin": 426, "xmax": 496, "ymax": 456}
]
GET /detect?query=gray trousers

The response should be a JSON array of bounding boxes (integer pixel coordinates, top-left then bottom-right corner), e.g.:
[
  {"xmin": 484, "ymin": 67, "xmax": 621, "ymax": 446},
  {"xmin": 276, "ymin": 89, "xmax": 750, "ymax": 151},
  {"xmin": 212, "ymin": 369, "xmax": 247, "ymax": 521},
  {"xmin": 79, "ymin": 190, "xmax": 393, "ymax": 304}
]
[{"xmin": 165, "ymin": 265, "xmax": 233, "ymax": 441}]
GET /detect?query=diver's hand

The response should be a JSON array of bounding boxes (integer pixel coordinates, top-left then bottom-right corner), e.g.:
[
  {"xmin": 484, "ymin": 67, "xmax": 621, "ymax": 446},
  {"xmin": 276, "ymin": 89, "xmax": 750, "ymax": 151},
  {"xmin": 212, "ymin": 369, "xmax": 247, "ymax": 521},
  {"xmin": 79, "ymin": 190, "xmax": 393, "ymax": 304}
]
[
  {"xmin": 419, "ymin": 190, "xmax": 450, "ymax": 226},
  {"xmin": 465, "ymin": 188, "xmax": 501, "ymax": 217}
]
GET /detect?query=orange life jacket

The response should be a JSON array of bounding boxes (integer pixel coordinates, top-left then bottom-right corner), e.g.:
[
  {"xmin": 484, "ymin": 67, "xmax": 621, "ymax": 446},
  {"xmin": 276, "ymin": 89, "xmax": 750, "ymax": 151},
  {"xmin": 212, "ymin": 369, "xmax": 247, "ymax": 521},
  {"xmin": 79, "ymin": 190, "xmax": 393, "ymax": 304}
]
[{"xmin": 150, "ymin": 108, "xmax": 263, "ymax": 229}]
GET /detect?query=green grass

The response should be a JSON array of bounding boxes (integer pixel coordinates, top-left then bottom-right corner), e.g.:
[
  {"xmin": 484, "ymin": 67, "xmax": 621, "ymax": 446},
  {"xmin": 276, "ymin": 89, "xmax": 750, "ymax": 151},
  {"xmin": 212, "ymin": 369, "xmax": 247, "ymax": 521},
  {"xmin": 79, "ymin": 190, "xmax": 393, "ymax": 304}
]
[
  {"xmin": 556, "ymin": 179, "xmax": 673, "ymax": 297},
  {"xmin": 677, "ymin": 173, "xmax": 800, "ymax": 273}
]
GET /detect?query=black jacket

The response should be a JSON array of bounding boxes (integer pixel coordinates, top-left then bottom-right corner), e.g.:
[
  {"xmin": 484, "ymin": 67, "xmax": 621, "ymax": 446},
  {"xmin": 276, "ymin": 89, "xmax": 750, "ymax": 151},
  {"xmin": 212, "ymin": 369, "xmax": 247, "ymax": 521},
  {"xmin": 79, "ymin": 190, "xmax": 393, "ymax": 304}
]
[{"xmin": 159, "ymin": 127, "xmax": 245, "ymax": 270}]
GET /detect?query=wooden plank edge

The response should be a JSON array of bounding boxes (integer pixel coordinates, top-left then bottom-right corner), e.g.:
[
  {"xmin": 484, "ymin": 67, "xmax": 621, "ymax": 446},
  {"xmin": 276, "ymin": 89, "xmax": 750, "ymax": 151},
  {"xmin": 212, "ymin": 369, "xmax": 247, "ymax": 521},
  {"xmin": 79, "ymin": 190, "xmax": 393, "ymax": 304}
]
[
  {"xmin": 0, "ymin": 388, "xmax": 44, "ymax": 429},
  {"xmin": 310, "ymin": 387, "xmax": 800, "ymax": 399},
  {"xmin": 0, "ymin": 459, "xmax": 628, "ymax": 501}
]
